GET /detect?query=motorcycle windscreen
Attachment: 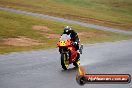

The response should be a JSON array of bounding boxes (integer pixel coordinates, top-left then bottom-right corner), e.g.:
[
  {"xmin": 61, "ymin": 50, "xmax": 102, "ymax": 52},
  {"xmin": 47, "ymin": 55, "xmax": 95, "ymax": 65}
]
[{"xmin": 60, "ymin": 34, "xmax": 71, "ymax": 46}]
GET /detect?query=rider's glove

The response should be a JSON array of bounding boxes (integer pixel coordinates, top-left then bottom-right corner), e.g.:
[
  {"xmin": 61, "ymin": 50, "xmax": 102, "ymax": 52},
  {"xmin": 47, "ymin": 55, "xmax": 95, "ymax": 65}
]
[{"xmin": 72, "ymin": 42, "xmax": 77, "ymax": 46}]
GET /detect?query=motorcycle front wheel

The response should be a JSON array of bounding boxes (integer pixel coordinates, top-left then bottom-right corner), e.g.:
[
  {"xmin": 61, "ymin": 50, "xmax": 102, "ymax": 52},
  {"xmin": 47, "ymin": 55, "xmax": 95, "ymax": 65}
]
[{"xmin": 61, "ymin": 53, "xmax": 69, "ymax": 70}]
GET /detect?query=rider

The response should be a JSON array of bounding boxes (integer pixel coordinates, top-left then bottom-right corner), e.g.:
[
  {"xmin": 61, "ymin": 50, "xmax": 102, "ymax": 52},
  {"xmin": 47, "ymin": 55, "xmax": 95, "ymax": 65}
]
[{"xmin": 60, "ymin": 26, "xmax": 80, "ymax": 59}]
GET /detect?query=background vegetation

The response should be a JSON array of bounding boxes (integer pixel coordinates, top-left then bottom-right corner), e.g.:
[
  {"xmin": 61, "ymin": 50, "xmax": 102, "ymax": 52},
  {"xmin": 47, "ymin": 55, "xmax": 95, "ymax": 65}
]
[{"xmin": 0, "ymin": 0, "xmax": 132, "ymax": 30}]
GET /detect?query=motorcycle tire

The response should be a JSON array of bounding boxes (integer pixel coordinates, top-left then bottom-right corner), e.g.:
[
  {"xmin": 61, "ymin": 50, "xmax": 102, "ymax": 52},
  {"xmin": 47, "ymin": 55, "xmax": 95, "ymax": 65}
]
[
  {"xmin": 61, "ymin": 53, "xmax": 69, "ymax": 70},
  {"xmin": 73, "ymin": 53, "xmax": 80, "ymax": 68}
]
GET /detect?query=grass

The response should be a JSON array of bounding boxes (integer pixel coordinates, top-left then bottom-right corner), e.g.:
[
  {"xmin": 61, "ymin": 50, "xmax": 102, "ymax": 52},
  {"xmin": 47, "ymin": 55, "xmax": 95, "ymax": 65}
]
[
  {"xmin": 0, "ymin": 10, "xmax": 132, "ymax": 54},
  {"xmin": 0, "ymin": 0, "xmax": 132, "ymax": 30}
]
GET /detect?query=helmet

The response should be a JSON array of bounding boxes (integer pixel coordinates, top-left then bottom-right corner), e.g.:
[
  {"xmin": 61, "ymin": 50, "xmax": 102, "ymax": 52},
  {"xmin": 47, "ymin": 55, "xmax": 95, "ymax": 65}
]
[{"xmin": 64, "ymin": 26, "xmax": 71, "ymax": 34}]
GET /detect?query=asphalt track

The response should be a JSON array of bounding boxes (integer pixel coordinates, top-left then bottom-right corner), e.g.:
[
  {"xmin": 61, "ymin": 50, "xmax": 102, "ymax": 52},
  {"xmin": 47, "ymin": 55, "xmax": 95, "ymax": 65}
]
[
  {"xmin": 0, "ymin": 7, "xmax": 132, "ymax": 35},
  {"xmin": 0, "ymin": 39, "xmax": 132, "ymax": 88}
]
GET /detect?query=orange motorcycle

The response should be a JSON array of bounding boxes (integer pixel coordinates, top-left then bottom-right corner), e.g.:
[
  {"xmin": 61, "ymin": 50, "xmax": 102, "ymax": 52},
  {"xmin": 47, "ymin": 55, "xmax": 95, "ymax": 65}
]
[{"xmin": 57, "ymin": 34, "xmax": 83, "ymax": 70}]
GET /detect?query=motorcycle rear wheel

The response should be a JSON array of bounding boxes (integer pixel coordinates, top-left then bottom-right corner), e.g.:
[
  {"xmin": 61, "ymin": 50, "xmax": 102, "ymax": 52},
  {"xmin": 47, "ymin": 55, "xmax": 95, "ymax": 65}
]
[
  {"xmin": 73, "ymin": 59, "xmax": 80, "ymax": 68},
  {"xmin": 73, "ymin": 53, "xmax": 80, "ymax": 68}
]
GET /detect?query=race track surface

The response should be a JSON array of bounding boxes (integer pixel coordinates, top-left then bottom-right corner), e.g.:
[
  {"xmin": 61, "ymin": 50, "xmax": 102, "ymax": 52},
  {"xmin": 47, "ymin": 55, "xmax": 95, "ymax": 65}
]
[{"xmin": 0, "ymin": 40, "xmax": 132, "ymax": 88}]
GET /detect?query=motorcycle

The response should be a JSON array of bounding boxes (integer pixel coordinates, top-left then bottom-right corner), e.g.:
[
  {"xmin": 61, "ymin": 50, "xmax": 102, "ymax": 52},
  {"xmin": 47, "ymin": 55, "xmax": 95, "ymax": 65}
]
[{"xmin": 57, "ymin": 34, "xmax": 83, "ymax": 70}]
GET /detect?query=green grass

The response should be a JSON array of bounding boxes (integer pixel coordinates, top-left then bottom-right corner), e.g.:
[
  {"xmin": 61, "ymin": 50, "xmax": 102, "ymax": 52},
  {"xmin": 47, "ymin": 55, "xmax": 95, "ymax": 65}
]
[
  {"xmin": 0, "ymin": 10, "xmax": 132, "ymax": 54},
  {"xmin": 0, "ymin": 0, "xmax": 132, "ymax": 30}
]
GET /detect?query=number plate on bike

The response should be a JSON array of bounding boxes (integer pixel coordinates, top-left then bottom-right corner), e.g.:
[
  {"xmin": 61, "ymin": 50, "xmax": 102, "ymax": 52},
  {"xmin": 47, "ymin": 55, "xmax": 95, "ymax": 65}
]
[{"xmin": 60, "ymin": 41, "xmax": 66, "ymax": 46}]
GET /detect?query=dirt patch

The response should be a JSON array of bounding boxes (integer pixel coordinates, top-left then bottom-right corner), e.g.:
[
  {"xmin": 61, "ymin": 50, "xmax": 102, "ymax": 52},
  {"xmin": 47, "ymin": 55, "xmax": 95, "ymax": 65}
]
[
  {"xmin": 40, "ymin": 32, "xmax": 60, "ymax": 39},
  {"xmin": 78, "ymin": 31, "xmax": 107, "ymax": 38},
  {"xmin": 46, "ymin": 34, "xmax": 60, "ymax": 39},
  {"xmin": 78, "ymin": 32, "xmax": 95, "ymax": 38},
  {"xmin": 2, "ymin": 36, "xmax": 43, "ymax": 46},
  {"xmin": 32, "ymin": 25, "xmax": 50, "ymax": 31},
  {"xmin": 78, "ymin": 32, "xmax": 88, "ymax": 36}
]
